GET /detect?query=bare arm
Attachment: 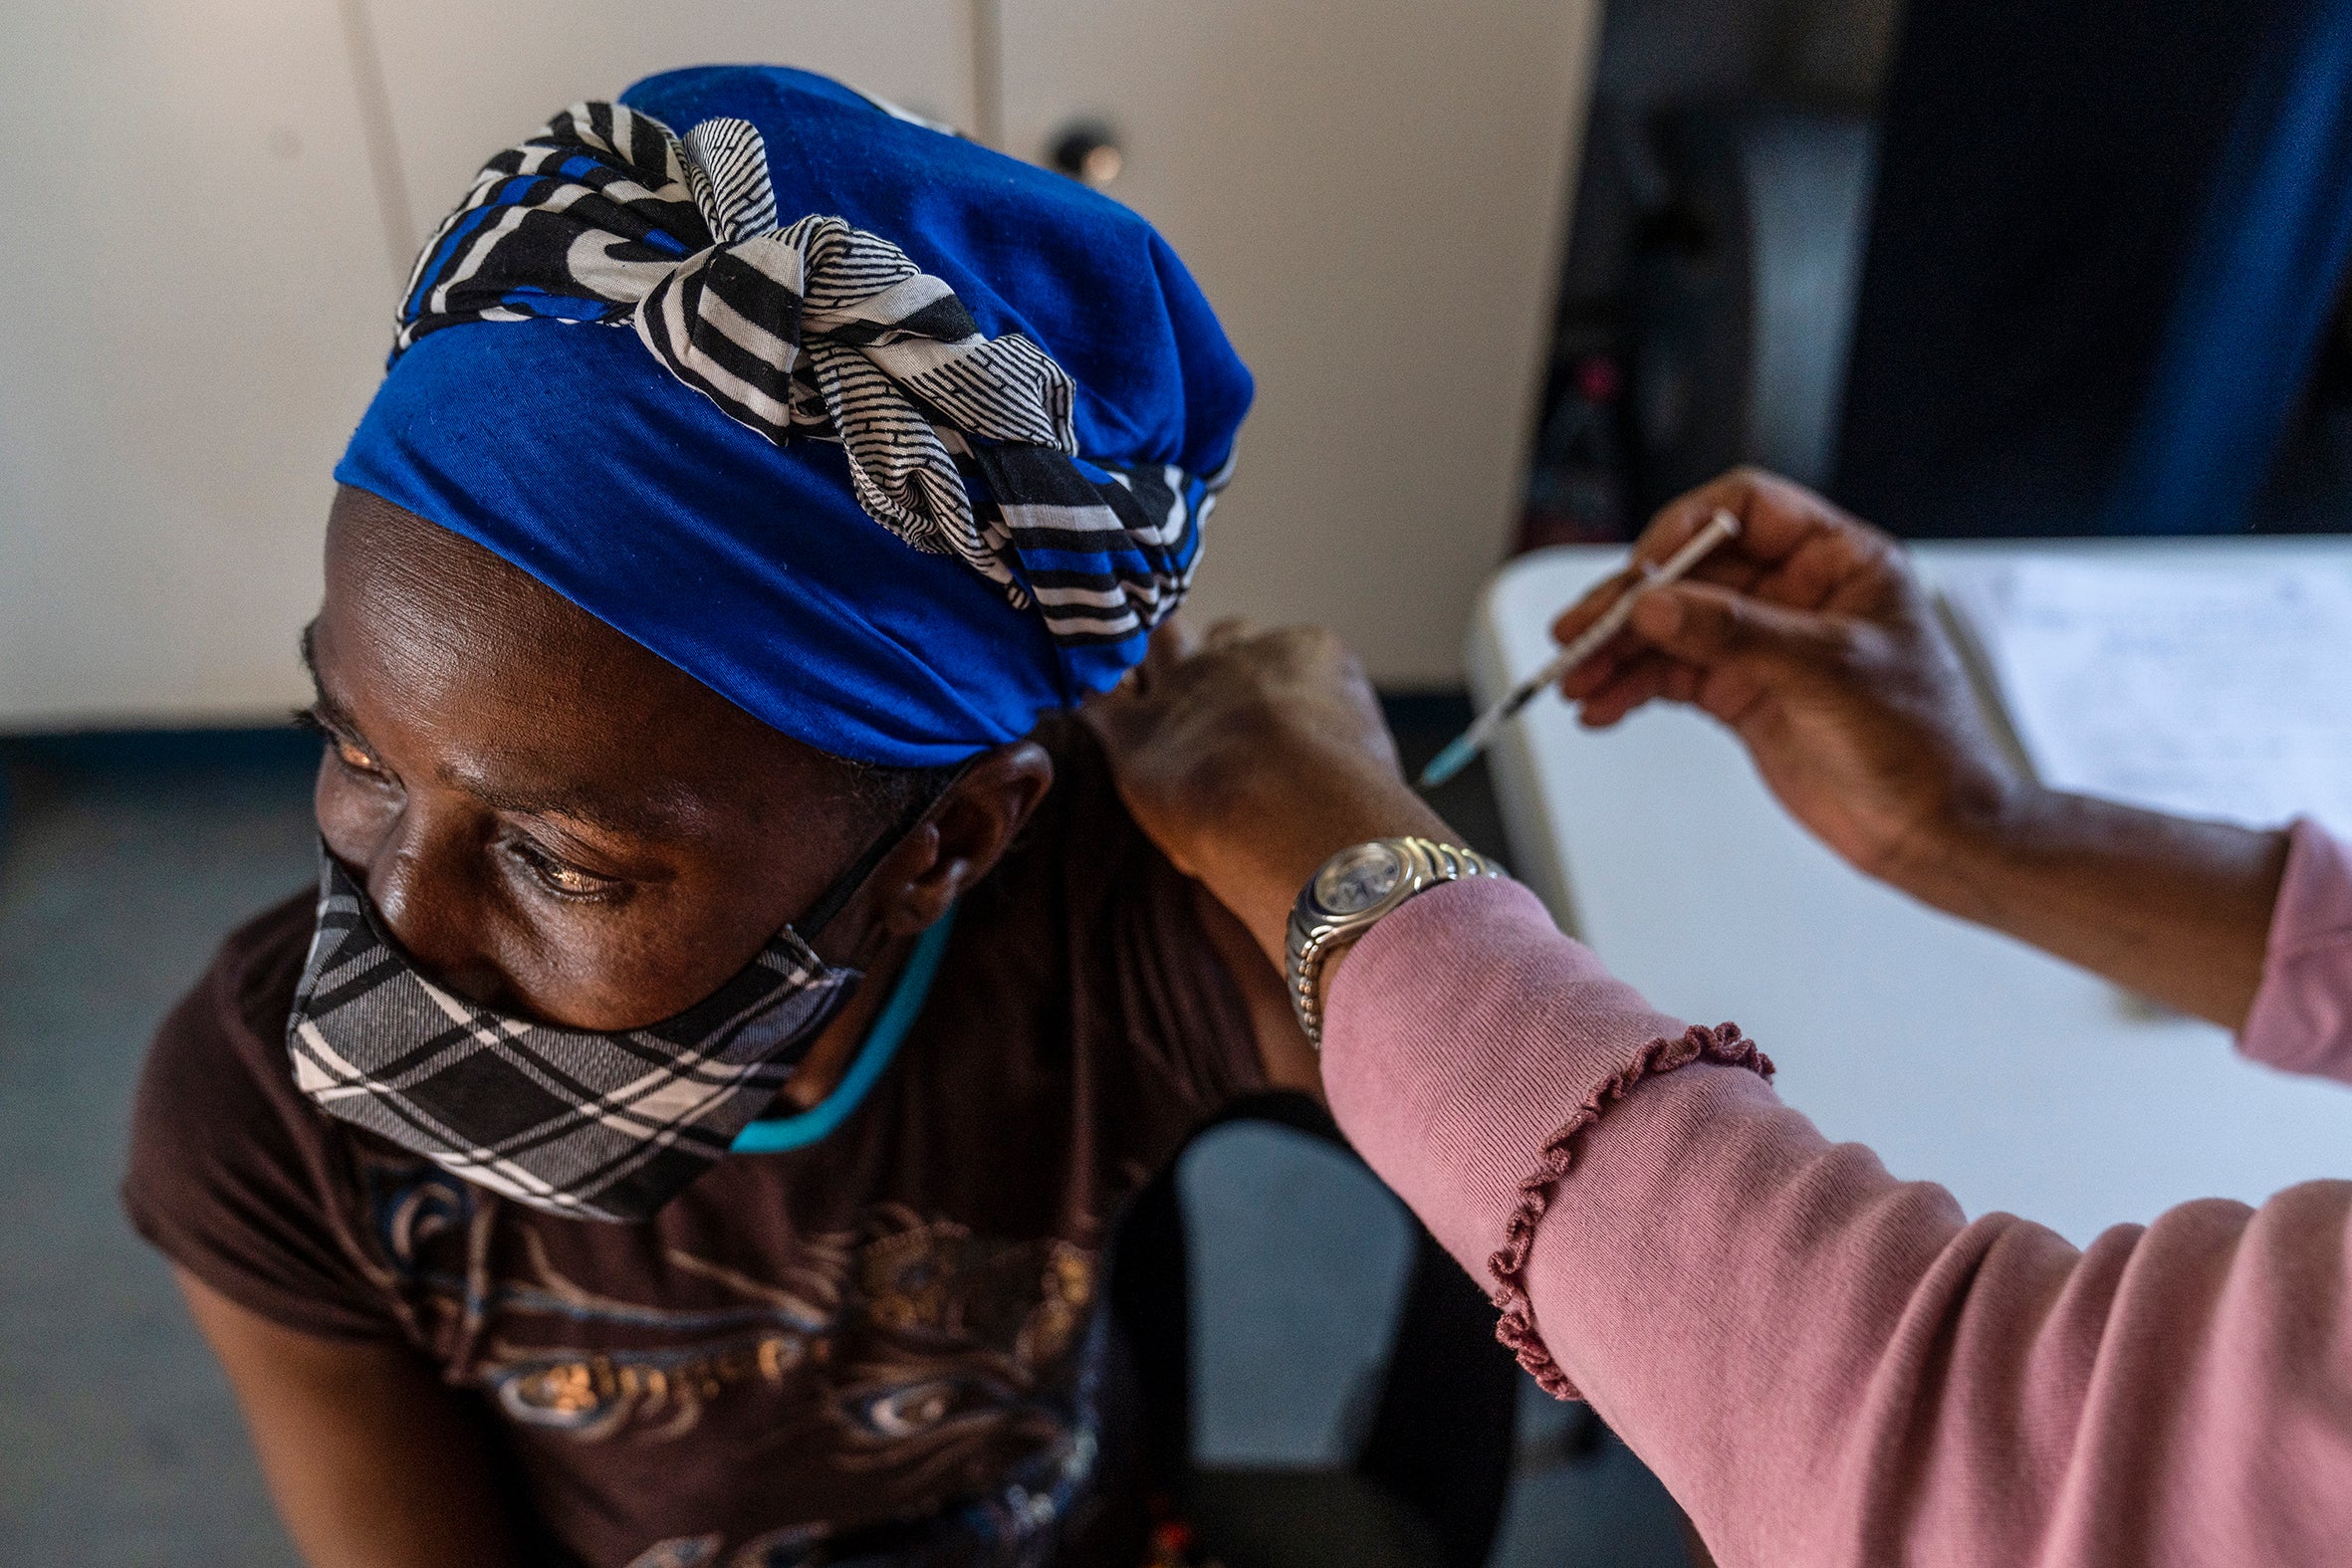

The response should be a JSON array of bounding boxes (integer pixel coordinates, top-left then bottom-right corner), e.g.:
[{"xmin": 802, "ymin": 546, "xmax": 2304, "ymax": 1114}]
[
  {"xmin": 1889, "ymin": 787, "xmax": 2286, "ymax": 1026},
  {"xmin": 175, "ymin": 1268, "xmax": 532, "ymax": 1568},
  {"xmin": 1190, "ymin": 880, "xmax": 1324, "ymax": 1096},
  {"xmin": 1556, "ymin": 469, "xmax": 2287, "ymax": 1028}
]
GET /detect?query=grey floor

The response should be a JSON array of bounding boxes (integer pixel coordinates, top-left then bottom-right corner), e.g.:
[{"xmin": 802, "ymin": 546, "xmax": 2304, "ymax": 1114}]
[{"xmin": 0, "ymin": 716, "xmax": 1690, "ymax": 1567}]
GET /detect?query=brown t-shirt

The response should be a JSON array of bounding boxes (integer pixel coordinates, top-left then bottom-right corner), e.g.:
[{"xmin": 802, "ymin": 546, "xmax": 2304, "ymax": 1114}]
[{"xmin": 123, "ymin": 721, "xmax": 1265, "ymax": 1568}]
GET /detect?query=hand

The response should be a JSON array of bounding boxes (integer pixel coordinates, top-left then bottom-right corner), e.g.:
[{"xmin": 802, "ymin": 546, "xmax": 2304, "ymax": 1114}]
[
  {"xmin": 1554, "ymin": 469, "xmax": 2024, "ymax": 885},
  {"xmin": 1082, "ymin": 615, "xmax": 1454, "ymax": 966}
]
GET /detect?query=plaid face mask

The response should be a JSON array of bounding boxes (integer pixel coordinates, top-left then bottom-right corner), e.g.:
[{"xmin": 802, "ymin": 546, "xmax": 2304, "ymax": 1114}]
[{"xmin": 286, "ymin": 848, "xmax": 863, "ymax": 1223}]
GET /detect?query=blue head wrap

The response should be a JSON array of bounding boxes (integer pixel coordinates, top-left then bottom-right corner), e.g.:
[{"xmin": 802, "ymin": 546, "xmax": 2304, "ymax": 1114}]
[{"xmin": 336, "ymin": 66, "xmax": 1253, "ymax": 766}]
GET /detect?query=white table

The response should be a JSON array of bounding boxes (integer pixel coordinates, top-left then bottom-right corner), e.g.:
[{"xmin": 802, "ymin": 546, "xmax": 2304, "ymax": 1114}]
[{"xmin": 1469, "ymin": 537, "xmax": 2352, "ymax": 1245}]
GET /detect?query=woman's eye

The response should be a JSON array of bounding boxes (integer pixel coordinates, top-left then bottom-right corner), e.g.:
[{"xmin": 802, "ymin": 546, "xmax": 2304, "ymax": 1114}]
[
  {"xmin": 334, "ymin": 738, "xmax": 382, "ymax": 775},
  {"xmin": 509, "ymin": 839, "xmax": 620, "ymax": 899},
  {"xmin": 298, "ymin": 709, "xmax": 390, "ymax": 780}
]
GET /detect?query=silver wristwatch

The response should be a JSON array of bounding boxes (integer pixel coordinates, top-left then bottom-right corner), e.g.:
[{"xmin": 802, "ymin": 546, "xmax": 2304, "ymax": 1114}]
[{"xmin": 1286, "ymin": 836, "xmax": 1503, "ymax": 1048}]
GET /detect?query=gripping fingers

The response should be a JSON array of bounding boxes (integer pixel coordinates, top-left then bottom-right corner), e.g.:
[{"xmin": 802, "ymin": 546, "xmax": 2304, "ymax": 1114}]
[
  {"xmin": 1134, "ymin": 614, "xmax": 1202, "ymax": 690},
  {"xmin": 1574, "ymin": 649, "xmax": 1681, "ymax": 728},
  {"xmin": 1201, "ymin": 616, "xmax": 1259, "ymax": 652}
]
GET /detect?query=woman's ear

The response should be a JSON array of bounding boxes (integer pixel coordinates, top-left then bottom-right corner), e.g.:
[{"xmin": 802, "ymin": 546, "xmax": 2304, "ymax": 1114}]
[{"xmin": 873, "ymin": 741, "xmax": 1056, "ymax": 936}]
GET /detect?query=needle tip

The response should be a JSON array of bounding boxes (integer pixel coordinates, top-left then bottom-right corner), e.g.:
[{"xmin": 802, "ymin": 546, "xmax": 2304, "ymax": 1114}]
[{"xmin": 1417, "ymin": 733, "xmax": 1479, "ymax": 789}]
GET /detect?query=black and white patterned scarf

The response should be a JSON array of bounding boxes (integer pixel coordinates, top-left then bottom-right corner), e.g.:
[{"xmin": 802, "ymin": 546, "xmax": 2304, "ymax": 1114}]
[
  {"xmin": 394, "ymin": 102, "xmax": 1226, "ymax": 648},
  {"xmin": 288, "ymin": 853, "xmax": 858, "ymax": 1222}
]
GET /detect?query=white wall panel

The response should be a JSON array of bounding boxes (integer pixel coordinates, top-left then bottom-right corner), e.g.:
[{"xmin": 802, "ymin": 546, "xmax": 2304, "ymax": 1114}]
[
  {"xmin": 0, "ymin": 1, "xmax": 971, "ymax": 727},
  {"xmin": 1, "ymin": 2, "xmax": 1594, "ymax": 721},
  {"xmin": 367, "ymin": 2, "xmax": 975, "ymax": 252},
  {"xmin": 0, "ymin": 0, "xmax": 397, "ymax": 725},
  {"xmin": 1001, "ymin": 0, "xmax": 1603, "ymax": 684}
]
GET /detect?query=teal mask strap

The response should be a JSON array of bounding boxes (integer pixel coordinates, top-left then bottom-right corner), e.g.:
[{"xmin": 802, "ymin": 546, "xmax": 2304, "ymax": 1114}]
[{"xmin": 728, "ymin": 905, "xmax": 957, "ymax": 1155}]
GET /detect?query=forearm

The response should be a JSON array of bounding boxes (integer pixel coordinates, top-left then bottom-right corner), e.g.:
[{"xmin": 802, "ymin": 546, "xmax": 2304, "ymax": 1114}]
[
  {"xmin": 1884, "ymin": 784, "xmax": 2287, "ymax": 1029},
  {"xmin": 1183, "ymin": 780, "xmax": 1456, "ymax": 973},
  {"xmin": 177, "ymin": 1269, "xmax": 533, "ymax": 1568},
  {"xmin": 1190, "ymin": 880, "xmax": 1324, "ymax": 1096},
  {"xmin": 1528, "ymin": 1065, "xmax": 2352, "ymax": 1567},
  {"xmin": 1324, "ymin": 885, "xmax": 2352, "ymax": 1568}
]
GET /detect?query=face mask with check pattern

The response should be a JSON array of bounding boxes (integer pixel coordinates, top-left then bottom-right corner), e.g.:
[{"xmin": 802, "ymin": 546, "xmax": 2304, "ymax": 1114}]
[{"xmin": 284, "ymin": 815, "xmax": 912, "ymax": 1223}]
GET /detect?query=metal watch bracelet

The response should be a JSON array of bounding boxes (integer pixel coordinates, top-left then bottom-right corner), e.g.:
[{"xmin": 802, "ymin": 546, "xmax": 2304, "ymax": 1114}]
[{"xmin": 1285, "ymin": 835, "xmax": 1503, "ymax": 1048}]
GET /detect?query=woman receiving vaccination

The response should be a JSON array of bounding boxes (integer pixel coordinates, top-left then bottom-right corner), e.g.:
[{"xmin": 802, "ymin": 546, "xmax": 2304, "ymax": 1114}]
[{"xmin": 124, "ymin": 66, "xmax": 1311, "ymax": 1568}]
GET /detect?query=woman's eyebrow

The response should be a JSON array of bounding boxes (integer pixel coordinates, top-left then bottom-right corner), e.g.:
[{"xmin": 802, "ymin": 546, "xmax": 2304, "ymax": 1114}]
[
  {"xmin": 442, "ymin": 767, "xmax": 695, "ymax": 842},
  {"xmin": 300, "ymin": 620, "xmax": 691, "ymax": 841}
]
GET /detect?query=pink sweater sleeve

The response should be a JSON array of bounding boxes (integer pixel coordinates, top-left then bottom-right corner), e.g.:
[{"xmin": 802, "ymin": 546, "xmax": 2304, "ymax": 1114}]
[
  {"xmin": 1321, "ymin": 877, "xmax": 2352, "ymax": 1568},
  {"xmin": 2239, "ymin": 817, "xmax": 2352, "ymax": 1083}
]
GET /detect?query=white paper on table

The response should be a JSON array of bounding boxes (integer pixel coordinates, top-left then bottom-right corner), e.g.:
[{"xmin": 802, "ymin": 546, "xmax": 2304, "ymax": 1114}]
[{"xmin": 1942, "ymin": 558, "xmax": 2352, "ymax": 841}]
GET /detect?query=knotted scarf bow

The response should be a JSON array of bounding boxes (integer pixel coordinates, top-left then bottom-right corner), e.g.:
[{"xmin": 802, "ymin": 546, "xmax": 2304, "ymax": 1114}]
[{"xmin": 394, "ymin": 102, "xmax": 1220, "ymax": 644}]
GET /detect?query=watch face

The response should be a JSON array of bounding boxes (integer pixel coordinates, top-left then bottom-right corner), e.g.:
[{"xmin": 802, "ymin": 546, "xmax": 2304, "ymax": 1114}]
[{"xmin": 1314, "ymin": 841, "xmax": 1406, "ymax": 916}]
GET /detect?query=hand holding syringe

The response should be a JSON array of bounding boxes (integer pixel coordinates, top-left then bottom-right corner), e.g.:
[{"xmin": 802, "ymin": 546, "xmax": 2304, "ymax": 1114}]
[{"xmin": 1420, "ymin": 510, "xmax": 1743, "ymax": 787}]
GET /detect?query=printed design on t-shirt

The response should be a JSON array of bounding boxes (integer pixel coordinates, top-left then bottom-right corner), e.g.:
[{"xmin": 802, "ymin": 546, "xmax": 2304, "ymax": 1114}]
[
  {"xmin": 625, "ymin": 1391, "xmax": 1100, "ymax": 1560},
  {"xmin": 620, "ymin": 1391, "xmax": 1101, "ymax": 1568},
  {"xmin": 838, "ymin": 1211, "xmax": 1095, "ymax": 1459},
  {"xmin": 356, "ymin": 1161, "xmax": 1110, "ymax": 1560}
]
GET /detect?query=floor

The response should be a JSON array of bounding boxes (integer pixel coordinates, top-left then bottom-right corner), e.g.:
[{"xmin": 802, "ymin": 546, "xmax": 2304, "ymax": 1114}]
[{"xmin": 0, "ymin": 707, "xmax": 1691, "ymax": 1567}]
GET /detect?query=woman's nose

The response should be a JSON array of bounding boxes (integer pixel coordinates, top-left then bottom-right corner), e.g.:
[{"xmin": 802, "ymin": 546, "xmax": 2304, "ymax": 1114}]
[{"xmin": 362, "ymin": 803, "xmax": 520, "ymax": 1010}]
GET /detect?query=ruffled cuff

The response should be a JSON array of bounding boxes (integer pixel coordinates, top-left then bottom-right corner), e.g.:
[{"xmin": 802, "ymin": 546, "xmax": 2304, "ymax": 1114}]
[
  {"xmin": 1320, "ymin": 876, "xmax": 1771, "ymax": 1396},
  {"xmin": 1489, "ymin": 1022, "xmax": 1768, "ymax": 1396}
]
